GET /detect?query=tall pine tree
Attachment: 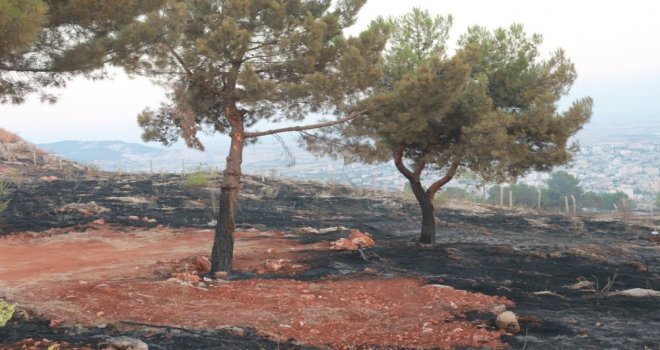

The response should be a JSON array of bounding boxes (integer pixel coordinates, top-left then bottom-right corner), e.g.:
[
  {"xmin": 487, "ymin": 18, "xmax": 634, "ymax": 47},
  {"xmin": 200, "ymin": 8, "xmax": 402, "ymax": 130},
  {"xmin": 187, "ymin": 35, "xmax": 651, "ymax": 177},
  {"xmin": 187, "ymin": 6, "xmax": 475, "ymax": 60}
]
[{"xmin": 105, "ymin": 0, "xmax": 386, "ymax": 274}]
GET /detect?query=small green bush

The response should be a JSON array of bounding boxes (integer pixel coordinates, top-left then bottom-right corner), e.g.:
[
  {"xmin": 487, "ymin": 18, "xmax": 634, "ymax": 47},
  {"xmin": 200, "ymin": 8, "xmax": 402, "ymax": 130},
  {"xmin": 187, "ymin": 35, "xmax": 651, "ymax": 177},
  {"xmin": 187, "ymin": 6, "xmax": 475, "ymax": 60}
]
[
  {"xmin": 0, "ymin": 180, "xmax": 11, "ymax": 214},
  {"xmin": 185, "ymin": 171, "xmax": 210, "ymax": 189},
  {"xmin": 0, "ymin": 180, "xmax": 9, "ymax": 197},
  {"xmin": 0, "ymin": 200, "xmax": 9, "ymax": 214},
  {"xmin": 184, "ymin": 163, "xmax": 218, "ymax": 189},
  {"xmin": 0, "ymin": 299, "xmax": 16, "ymax": 326}
]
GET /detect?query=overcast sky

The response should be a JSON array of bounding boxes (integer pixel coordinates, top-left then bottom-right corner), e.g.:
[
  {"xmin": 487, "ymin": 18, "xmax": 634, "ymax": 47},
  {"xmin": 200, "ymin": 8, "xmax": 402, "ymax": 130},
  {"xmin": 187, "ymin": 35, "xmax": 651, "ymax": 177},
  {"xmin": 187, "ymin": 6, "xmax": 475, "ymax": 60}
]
[{"xmin": 1, "ymin": 0, "xmax": 658, "ymax": 144}]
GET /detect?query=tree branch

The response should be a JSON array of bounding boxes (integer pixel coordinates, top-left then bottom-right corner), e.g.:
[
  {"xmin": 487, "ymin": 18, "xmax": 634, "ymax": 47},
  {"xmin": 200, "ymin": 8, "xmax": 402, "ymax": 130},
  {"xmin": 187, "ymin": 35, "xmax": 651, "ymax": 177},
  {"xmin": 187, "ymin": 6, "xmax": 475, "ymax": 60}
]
[
  {"xmin": 243, "ymin": 107, "xmax": 371, "ymax": 139},
  {"xmin": 414, "ymin": 159, "xmax": 427, "ymax": 178},
  {"xmin": 426, "ymin": 157, "xmax": 462, "ymax": 196},
  {"xmin": 165, "ymin": 44, "xmax": 194, "ymax": 78},
  {"xmin": 393, "ymin": 144, "xmax": 418, "ymax": 182}
]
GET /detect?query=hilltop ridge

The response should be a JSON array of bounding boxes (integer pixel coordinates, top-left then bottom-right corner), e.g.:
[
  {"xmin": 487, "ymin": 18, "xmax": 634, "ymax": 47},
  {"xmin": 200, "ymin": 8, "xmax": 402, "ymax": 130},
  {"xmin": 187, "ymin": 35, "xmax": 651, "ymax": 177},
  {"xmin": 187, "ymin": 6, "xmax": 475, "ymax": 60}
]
[{"xmin": 0, "ymin": 128, "xmax": 85, "ymax": 180}]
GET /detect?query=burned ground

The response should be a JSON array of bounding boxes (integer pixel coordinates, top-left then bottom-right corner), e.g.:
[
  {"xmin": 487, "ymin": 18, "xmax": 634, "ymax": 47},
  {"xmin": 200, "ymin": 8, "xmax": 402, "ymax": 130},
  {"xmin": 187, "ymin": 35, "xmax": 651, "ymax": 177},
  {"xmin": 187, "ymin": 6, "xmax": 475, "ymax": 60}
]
[{"xmin": 1, "ymin": 174, "xmax": 659, "ymax": 349}]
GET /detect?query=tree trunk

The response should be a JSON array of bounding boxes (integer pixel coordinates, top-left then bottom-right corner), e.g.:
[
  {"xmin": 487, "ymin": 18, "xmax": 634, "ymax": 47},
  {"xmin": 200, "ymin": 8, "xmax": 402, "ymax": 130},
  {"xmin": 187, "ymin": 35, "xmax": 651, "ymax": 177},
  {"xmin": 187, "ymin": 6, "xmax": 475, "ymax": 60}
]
[
  {"xmin": 210, "ymin": 128, "xmax": 245, "ymax": 275},
  {"xmin": 409, "ymin": 180, "xmax": 436, "ymax": 244}
]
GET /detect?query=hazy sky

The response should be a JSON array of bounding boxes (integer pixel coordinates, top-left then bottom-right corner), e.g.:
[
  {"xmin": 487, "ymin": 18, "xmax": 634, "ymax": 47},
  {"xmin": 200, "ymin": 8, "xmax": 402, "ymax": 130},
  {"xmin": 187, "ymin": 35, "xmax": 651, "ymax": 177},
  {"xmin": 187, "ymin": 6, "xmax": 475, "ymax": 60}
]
[{"xmin": 1, "ymin": 0, "xmax": 659, "ymax": 144}]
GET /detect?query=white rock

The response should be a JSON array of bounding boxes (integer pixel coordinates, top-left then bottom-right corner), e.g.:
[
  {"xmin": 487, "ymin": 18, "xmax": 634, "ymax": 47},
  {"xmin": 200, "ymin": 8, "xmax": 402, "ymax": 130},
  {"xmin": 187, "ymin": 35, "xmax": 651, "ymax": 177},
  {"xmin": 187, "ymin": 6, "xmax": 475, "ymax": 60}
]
[
  {"xmin": 564, "ymin": 280, "xmax": 595, "ymax": 290},
  {"xmin": 489, "ymin": 304, "xmax": 507, "ymax": 314},
  {"xmin": 496, "ymin": 311, "xmax": 520, "ymax": 334},
  {"xmin": 610, "ymin": 288, "xmax": 660, "ymax": 297},
  {"xmin": 101, "ymin": 336, "xmax": 148, "ymax": 350}
]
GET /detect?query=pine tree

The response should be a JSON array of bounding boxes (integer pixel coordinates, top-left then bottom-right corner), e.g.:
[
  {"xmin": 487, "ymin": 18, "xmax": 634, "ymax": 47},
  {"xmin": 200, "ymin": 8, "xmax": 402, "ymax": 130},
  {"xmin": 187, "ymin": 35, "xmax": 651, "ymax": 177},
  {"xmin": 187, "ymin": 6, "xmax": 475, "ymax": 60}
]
[
  {"xmin": 305, "ymin": 10, "xmax": 593, "ymax": 243},
  {"xmin": 107, "ymin": 0, "xmax": 387, "ymax": 274},
  {"xmin": 0, "ymin": 0, "xmax": 165, "ymax": 103}
]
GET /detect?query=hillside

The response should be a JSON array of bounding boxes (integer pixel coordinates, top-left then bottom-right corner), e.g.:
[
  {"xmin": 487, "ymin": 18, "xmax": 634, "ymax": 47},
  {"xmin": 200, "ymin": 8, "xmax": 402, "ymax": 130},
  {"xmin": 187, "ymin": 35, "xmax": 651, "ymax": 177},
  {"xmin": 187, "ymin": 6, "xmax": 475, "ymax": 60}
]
[
  {"xmin": 0, "ymin": 157, "xmax": 658, "ymax": 349},
  {"xmin": 0, "ymin": 128, "xmax": 86, "ymax": 180}
]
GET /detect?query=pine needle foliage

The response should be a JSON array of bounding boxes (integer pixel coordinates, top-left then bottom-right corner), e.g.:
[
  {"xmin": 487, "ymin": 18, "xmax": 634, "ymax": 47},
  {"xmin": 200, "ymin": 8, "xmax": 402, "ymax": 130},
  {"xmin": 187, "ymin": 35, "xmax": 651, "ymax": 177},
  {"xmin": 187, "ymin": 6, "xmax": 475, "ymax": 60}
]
[
  {"xmin": 104, "ymin": 0, "xmax": 387, "ymax": 273},
  {"xmin": 305, "ymin": 9, "xmax": 593, "ymax": 243},
  {"xmin": 0, "ymin": 0, "xmax": 166, "ymax": 103}
]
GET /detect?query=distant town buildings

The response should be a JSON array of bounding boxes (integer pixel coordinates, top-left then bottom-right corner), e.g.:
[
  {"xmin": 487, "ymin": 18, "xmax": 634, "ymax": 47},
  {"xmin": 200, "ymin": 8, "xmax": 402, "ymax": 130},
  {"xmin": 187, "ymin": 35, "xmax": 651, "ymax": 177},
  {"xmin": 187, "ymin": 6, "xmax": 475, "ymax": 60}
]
[{"xmin": 268, "ymin": 141, "xmax": 659, "ymax": 204}]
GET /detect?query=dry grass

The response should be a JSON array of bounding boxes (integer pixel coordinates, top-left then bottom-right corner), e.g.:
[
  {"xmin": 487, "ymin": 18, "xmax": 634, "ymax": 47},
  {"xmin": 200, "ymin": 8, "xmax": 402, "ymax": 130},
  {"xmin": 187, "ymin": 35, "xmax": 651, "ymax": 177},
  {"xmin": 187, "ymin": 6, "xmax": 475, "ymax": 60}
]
[{"xmin": 0, "ymin": 129, "xmax": 22, "ymax": 143}]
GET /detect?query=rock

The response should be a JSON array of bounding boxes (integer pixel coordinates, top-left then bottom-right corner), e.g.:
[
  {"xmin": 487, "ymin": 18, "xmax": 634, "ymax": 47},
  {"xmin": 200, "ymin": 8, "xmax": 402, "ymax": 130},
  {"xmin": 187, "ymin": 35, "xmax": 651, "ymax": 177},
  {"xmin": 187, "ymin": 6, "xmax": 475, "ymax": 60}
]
[
  {"xmin": 548, "ymin": 251, "xmax": 563, "ymax": 259},
  {"xmin": 297, "ymin": 227, "xmax": 320, "ymax": 234},
  {"xmin": 632, "ymin": 262, "xmax": 648, "ymax": 272},
  {"xmin": 11, "ymin": 308, "xmax": 32, "ymax": 321},
  {"xmin": 610, "ymin": 288, "xmax": 660, "ymax": 297},
  {"xmin": 330, "ymin": 237, "xmax": 358, "ymax": 251},
  {"xmin": 59, "ymin": 202, "xmax": 110, "ymax": 216},
  {"xmin": 307, "ymin": 283, "xmax": 323, "ymax": 291},
  {"xmin": 564, "ymin": 280, "xmax": 595, "ymax": 290},
  {"xmin": 101, "ymin": 336, "xmax": 148, "ymax": 350},
  {"xmin": 471, "ymin": 333, "xmax": 491, "ymax": 344},
  {"xmin": 214, "ymin": 271, "xmax": 228, "ymax": 279},
  {"xmin": 256, "ymin": 258, "xmax": 305, "ymax": 274},
  {"xmin": 348, "ymin": 229, "xmax": 375, "ymax": 248},
  {"xmin": 319, "ymin": 226, "xmax": 348, "ymax": 234},
  {"xmin": 330, "ymin": 229, "xmax": 375, "ymax": 251},
  {"xmin": 192, "ymin": 256, "xmax": 211, "ymax": 274},
  {"xmin": 92, "ymin": 219, "xmax": 106, "ymax": 226},
  {"xmin": 141, "ymin": 216, "xmax": 157, "ymax": 224},
  {"xmin": 78, "ymin": 208, "xmax": 93, "ymax": 217},
  {"xmin": 427, "ymin": 284, "xmax": 454, "ymax": 290},
  {"xmin": 49, "ymin": 319, "xmax": 64, "ymax": 328},
  {"xmin": 496, "ymin": 311, "xmax": 520, "ymax": 334},
  {"xmin": 422, "ymin": 321, "xmax": 434, "ymax": 333},
  {"xmin": 489, "ymin": 304, "xmax": 507, "ymax": 314},
  {"xmin": 172, "ymin": 272, "xmax": 200, "ymax": 283},
  {"xmin": 223, "ymin": 326, "xmax": 245, "ymax": 337},
  {"xmin": 40, "ymin": 176, "xmax": 60, "ymax": 182},
  {"xmin": 128, "ymin": 216, "xmax": 140, "ymax": 222},
  {"xmin": 266, "ymin": 259, "xmax": 286, "ymax": 272}
]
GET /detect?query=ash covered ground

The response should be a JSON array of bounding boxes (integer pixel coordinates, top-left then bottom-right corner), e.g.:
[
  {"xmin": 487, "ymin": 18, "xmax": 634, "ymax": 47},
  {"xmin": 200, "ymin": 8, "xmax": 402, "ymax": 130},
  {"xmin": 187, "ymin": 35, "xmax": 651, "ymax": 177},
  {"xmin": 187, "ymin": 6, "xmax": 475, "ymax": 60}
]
[{"xmin": 1, "ymin": 173, "xmax": 659, "ymax": 349}]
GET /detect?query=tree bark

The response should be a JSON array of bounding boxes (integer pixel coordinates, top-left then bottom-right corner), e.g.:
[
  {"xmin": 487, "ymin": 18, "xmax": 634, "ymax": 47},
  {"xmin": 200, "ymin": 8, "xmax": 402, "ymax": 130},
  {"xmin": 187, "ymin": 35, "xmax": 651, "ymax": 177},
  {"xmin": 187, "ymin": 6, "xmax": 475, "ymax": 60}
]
[
  {"xmin": 393, "ymin": 145, "xmax": 436, "ymax": 244},
  {"xmin": 409, "ymin": 180, "xmax": 436, "ymax": 244},
  {"xmin": 210, "ymin": 108, "xmax": 245, "ymax": 275}
]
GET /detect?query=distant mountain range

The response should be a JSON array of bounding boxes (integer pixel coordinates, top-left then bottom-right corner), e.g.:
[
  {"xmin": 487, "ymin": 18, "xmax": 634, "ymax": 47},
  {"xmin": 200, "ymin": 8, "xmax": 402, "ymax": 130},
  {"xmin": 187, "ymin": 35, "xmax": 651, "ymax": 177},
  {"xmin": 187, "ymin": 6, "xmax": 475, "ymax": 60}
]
[
  {"xmin": 38, "ymin": 140, "xmax": 163, "ymax": 162},
  {"xmin": 36, "ymin": 112, "xmax": 659, "ymax": 182},
  {"xmin": 37, "ymin": 137, "xmax": 319, "ymax": 173}
]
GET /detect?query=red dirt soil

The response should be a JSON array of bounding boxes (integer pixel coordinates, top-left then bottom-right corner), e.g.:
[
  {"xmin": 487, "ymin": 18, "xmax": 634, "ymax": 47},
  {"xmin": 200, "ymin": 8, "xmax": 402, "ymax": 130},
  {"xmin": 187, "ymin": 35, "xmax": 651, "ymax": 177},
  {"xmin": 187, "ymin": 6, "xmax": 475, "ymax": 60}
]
[{"xmin": 0, "ymin": 225, "xmax": 514, "ymax": 349}]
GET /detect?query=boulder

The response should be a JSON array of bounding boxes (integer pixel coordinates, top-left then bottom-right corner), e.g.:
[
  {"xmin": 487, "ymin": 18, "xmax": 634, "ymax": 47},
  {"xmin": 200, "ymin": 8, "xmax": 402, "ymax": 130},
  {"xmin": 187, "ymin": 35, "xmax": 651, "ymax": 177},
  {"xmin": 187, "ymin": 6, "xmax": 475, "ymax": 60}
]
[
  {"xmin": 40, "ymin": 176, "xmax": 60, "ymax": 182},
  {"xmin": 192, "ymin": 256, "xmax": 211, "ymax": 274},
  {"xmin": 330, "ymin": 229, "xmax": 375, "ymax": 251},
  {"xmin": 496, "ymin": 311, "xmax": 520, "ymax": 334},
  {"xmin": 610, "ymin": 288, "xmax": 660, "ymax": 297},
  {"xmin": 101, "ymin": 336, "xmax": 148, "ymax": 350}
]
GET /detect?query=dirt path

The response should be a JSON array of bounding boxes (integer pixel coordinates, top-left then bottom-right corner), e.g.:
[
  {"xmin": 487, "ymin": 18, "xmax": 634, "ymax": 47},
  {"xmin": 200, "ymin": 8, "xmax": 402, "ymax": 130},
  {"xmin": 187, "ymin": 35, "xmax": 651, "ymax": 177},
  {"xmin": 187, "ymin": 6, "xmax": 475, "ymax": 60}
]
[
  {"xmin": 1, "ymin": 227, "xmax": 210, "ymax": 289},
  {"xmin": 0, "ymin": 226, "xmax": 512, "ymax": 349}
]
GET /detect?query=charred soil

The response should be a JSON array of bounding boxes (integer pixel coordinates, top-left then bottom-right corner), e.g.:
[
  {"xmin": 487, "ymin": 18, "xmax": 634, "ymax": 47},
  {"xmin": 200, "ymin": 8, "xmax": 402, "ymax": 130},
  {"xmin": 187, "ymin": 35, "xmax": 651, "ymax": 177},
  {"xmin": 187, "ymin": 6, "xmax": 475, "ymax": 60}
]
[{"xmin": 0, "ymin": 173, "xmax": 659, "ymax": 349}]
